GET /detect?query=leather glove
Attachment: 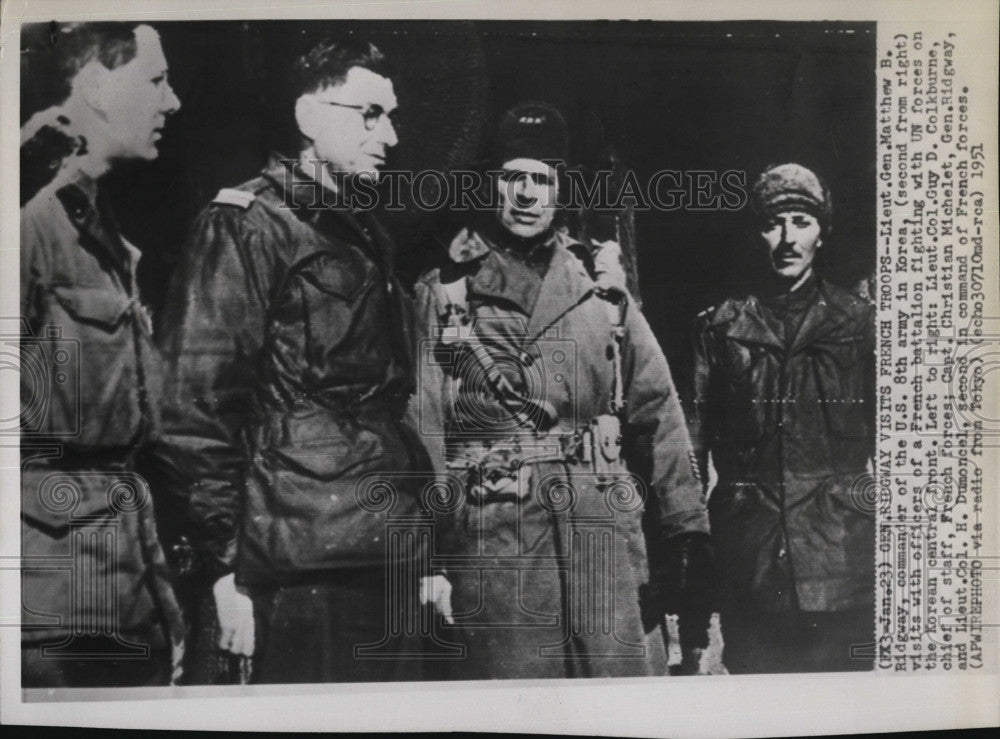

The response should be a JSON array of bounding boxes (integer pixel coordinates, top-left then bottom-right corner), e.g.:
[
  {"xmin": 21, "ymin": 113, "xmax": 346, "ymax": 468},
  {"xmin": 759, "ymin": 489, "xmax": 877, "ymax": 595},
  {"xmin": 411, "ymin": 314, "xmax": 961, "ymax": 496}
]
[{"xmin": 640, "ymin": 531, "xmax": 716, "ymax": 651}]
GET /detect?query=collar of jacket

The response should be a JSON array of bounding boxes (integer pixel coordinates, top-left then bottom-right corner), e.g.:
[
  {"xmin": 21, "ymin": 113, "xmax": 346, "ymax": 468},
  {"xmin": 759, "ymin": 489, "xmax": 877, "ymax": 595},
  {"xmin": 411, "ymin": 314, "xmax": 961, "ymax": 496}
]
[
  {"xmin": 467, "ymin": 230, "xmax": 593, "ymax": 341},
  {"xmin": 482, "ymin": 218, "xmax": 558, "ymax": 268},
  {"xmin": 260, "ymin": 153, "xmax": 395, "ymax": 272},
  {"xmin": 718, "ymin": 277, "xmax": 861, "ymax": 355},
  {"xmin": 54, "ymin": 168, "xmax": 141, "ymax": 278},
  {"xmin": 758, "ymin": 271, "xmax": 819, "ymax": 317}
]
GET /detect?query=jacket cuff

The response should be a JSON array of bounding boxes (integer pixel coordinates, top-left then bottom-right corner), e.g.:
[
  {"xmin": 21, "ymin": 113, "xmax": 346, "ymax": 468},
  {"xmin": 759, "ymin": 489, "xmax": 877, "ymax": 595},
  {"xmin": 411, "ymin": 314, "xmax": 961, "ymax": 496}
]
[
  {"xmin": 678, "ymin": 609, "xmax": 711, "ymax": 650},
  {"xmin": 659, "ymin": 507, "xmax": 710, "ymax": 539},
  {"xmin": 204, "ymin": 539, "xmax": 237, "ymax": 582}
]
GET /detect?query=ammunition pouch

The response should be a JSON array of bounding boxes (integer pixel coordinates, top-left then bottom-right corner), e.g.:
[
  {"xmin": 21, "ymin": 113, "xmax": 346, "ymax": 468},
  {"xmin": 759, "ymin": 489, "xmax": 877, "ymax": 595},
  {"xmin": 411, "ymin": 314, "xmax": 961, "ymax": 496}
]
[{"xmin": 573, "ymin": 414, "xmax": 625, "ymax": 484}]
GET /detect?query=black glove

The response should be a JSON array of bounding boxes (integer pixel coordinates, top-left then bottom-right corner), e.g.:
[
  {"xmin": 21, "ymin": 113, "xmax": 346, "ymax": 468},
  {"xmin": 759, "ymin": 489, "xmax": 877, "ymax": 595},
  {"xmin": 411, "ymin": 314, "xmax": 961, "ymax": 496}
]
[{"xmin": 640, "ymin": 531, "xmax": 716, "ymax": 650}]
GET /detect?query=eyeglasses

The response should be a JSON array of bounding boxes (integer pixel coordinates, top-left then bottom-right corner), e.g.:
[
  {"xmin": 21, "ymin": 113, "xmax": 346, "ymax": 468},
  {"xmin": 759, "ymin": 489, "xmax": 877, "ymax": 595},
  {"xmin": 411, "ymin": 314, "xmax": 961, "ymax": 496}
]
[
  {"xmin": 318, "ymin": 101, "xmax": 401, "ymax": 131},
  {"xmin": 498, "ymin": 169, "xmax": 557, "ymax": 186}
]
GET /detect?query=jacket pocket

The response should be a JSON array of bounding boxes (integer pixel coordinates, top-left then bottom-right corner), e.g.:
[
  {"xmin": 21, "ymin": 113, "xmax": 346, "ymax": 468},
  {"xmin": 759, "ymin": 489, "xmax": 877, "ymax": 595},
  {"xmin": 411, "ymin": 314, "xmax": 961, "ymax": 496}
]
[
  {"xmin": 823, "ymin": 474, "xmax": 877, "ymax": 522},
  {"xmin": 30, "ymin": 285, "xmax": 141, "ymax": 443},
  {"xmin": 50, "ymin": 285, "xmax": 132, "ymax": 329},
  {"xmin": 293, "ymin": 253, "xmax": 378, "ymax": 358},
  {"xmin": 720, "ymin": 342, "xmax": 773, "ymax": 445},
  {"xmin": 245, "ymin": 438, "xmax": 417, "ymax": 574},
  {"xmin": 298, "ymin": 252, "xmax": 376, "ymax": 300},
  {"xmin": 268, "ymin": 437, "xmax": 384, "ymax": 481},
  {"xmin": 21, "ymin": 468, "xmax": 148, "ymax": 533},
  {"xmin": 812, "ymin": 336, "xmax": 871, "ymax": 442},
  {"xmin": 260, "ymin": 409, "xmax": 387, "ymax": 477},
  {"xmin": 708, "ymin": 480, "xmax": 785, "ymax": 602}
]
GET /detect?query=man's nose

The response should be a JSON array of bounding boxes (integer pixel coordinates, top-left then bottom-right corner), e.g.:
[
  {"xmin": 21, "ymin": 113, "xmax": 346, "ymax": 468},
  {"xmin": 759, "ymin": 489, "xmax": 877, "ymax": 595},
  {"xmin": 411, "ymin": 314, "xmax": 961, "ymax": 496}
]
[
  {"xmin": 163, "ymin": 83, "xmax": 181, "ymax": 114},
  {"xmin": 513, "ymin": 183, "xmax": 538, "ymax": 208},
  {"xmin": 514, "ymin": 177, "xmax": 539, "ymax": 203},
  {"xmin": 375, "ymin": 116, "xmax": 398, "ymax": 149},
  {"xmin": 779, "ymin": 222, "xmax": 793, "ymax": 245}
]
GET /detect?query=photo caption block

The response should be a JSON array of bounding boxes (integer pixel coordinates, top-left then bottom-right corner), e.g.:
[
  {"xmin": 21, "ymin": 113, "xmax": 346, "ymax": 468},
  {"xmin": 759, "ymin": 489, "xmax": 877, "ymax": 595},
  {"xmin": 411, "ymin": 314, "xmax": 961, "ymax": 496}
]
[{"xmin": 876, "ymin": 24, "xmax": 999, "ymax": 672}]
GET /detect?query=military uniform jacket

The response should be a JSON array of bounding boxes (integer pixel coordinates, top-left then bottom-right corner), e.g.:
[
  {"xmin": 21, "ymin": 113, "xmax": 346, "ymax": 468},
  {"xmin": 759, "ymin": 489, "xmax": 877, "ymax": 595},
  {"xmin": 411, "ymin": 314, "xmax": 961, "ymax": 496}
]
[
  {"xmin": 155, "ymin": 156, "xmax": 431, "ymax": 586},
  {"xmin": 20, "ymin": 170, "xmax": 182, "ymax": 649},
  {"xmin": 414, "ymin": 232, "xmax": 707, "ymax": 679},
  {"xmin": 691, "ymin": 277, "xmax": 876, "ymax": 613}
]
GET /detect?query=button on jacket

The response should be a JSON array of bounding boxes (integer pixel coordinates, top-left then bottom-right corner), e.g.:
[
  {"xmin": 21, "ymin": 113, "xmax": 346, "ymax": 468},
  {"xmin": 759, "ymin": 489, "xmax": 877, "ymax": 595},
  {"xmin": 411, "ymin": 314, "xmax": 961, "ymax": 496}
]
[
  {"xmin": 20, "ymin": 170, "xmax": 181, "ymax": 650},
  {"xmin": 691, "ymin": 276, "xmax": 876, "ymax": 613},
  {"xmin": 155, "ymin": 156, "xmax": 431, "ymax": 586}
]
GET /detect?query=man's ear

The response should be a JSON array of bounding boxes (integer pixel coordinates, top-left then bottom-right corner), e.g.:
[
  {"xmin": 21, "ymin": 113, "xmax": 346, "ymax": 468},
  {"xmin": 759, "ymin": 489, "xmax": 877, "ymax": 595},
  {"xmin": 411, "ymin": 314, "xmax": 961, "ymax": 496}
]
[
  {"xmin": 294, "ymin": 96, "xmax": 317, "ymax": 143},
  {"xmin": 72, "ymin": 60, "xmax": 107, "ymax": 116}
]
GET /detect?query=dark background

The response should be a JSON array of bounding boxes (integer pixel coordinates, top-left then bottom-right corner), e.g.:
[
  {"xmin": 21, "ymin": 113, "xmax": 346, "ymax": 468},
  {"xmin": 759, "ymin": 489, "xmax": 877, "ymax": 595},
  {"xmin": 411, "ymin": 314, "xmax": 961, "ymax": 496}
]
[{"xmin": 21, "ymin": 20, "xmax": 876, "ymax": 400}]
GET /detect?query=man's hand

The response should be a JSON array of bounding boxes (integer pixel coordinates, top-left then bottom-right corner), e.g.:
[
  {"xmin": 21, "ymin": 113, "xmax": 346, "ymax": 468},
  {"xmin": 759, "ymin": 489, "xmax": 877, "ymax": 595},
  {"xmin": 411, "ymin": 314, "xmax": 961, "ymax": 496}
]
[
  {"xmin": 643, "ymin": 531, "xmax": 716, "ymax": 672},
  {"xmin": 213, "ymin": 573, "xmax": 255, "ymax": 656},
  {"xmin": 420, "ymin": 574, "xmax": 454, "ymax": 625}
]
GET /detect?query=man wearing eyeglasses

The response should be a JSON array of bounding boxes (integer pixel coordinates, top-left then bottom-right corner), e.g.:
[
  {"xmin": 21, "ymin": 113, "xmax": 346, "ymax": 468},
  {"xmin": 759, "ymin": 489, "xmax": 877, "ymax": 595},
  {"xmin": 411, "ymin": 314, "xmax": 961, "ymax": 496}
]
[{"xmin": 154, "ymin": 39, "xmax": 431, "ymax": 683}]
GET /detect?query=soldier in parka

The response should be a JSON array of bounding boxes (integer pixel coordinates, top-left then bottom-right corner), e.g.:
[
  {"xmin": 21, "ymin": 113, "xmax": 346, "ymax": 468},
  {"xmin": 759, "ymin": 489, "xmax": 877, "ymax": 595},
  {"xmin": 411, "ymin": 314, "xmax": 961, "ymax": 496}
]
[
  {"xmin": 415, "ymin": 102, "xmax": 714, "ymax": 679},
  {"xmin": 691, "ymin": 163, "xmax": 876, "ymax": 673}
]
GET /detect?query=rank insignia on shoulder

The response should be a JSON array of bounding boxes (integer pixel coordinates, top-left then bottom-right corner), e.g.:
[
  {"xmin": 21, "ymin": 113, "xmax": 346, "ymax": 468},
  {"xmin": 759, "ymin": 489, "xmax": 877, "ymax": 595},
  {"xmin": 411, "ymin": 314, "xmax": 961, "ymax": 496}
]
[
  {"xmin": 696, "ymin": 305, "xmax": 717, "ymax": 320},
  {"xmin": 212, "ymin": 188, "xmax": 256, "ymax": 210}
]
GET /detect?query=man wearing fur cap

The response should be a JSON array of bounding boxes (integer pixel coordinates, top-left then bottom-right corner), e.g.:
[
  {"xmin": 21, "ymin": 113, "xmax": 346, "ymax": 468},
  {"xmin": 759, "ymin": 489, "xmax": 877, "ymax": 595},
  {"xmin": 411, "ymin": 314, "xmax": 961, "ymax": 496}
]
[
  {"xmin": 691, "ymin": 163, "xmax": 876, "ymax": 673},
  {"xmin": 415, "ymin": 102, "xmax": 713, "ymax": 679}
]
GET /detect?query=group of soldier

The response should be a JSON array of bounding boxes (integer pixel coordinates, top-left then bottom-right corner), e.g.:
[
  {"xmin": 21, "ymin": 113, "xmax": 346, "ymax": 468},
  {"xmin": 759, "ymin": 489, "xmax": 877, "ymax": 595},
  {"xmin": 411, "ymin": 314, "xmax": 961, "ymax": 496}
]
[{"xmin": 20, "ymin": 22, "xmax": 876, "ymax": 687}]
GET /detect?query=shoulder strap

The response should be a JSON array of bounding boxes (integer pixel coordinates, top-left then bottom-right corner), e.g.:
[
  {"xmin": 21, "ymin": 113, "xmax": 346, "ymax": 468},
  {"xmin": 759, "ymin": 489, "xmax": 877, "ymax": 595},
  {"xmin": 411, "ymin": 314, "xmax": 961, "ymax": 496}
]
[{"xmin": 212, "ymin": 188, "xmax": 256, "ymax": 210}]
